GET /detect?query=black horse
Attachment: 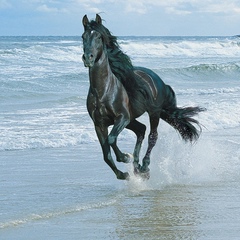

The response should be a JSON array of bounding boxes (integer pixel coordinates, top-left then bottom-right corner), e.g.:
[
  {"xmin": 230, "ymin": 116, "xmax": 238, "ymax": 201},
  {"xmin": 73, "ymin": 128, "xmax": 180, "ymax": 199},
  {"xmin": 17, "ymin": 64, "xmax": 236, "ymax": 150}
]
[{"xmin": 82, "ymin": 14, "xmax": 205, "ymax": 180}]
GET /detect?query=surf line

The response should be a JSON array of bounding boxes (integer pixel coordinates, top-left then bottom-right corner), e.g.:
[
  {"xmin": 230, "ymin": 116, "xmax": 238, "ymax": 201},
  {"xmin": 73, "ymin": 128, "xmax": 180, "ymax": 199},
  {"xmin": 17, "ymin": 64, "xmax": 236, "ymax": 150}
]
[{"xmin": 0, "ymin": 198, "xmax": 118, "ymax": 229}]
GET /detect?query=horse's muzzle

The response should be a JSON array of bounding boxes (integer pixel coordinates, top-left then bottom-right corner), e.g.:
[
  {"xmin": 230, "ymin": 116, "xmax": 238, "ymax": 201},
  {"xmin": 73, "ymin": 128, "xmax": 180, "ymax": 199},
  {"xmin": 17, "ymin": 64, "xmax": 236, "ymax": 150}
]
[{"xmin": 82, "ymin": 54, "xmax": 94, "ymax": 68}]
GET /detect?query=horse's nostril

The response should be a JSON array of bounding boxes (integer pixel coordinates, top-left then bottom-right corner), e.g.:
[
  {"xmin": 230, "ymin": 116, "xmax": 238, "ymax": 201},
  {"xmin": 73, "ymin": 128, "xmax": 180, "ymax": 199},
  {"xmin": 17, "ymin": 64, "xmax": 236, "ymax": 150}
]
[{"xmin": 89, "ymin": 54, "xmax": 94, "ymax": 60}]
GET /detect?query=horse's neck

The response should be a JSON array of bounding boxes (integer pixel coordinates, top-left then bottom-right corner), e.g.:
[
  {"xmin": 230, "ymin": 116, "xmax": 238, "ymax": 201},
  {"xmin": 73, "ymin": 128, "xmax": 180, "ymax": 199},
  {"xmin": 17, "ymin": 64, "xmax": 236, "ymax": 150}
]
[{"xmin": 89, "ymin": 51, "xmax": 115, "ymax": 99}]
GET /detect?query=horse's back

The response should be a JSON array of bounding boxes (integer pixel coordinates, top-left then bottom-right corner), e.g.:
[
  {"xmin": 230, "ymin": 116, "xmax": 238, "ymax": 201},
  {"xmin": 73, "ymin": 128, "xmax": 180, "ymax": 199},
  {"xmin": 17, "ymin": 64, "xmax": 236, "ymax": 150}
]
[
  {"xmin": 134, "ymin": 67, "xmax": 165, "ymax": 89},
  {"xmin": 132, "ymin": 66, "xmax": 168, "ymax": 115}
]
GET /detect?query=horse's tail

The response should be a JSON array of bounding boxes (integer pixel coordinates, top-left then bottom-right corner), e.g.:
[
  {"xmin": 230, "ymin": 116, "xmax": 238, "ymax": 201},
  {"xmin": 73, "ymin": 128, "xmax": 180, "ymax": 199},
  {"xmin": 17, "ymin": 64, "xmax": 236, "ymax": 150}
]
[{"xmin": 160, "ymin": 85, "xmax": 205, "ymax": 142}]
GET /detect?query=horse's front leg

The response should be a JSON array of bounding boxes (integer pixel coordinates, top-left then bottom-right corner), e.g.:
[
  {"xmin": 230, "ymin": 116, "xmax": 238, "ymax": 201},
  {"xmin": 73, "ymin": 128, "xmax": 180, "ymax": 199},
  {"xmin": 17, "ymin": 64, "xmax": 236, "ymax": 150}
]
[
  {"xmin": 108, "ymin": 113, "xmax": 132, "ymax": 163},
  {"xmin": 95, "ymin": 125, "xmax": 129, "ymax": 180},
  {"xmin": 108, "ymin": 113, "xmax": 130, "ymax": 145},
  {"xmin": 111, "ymin": 140, "xmax": 133, "ymax": 164}
]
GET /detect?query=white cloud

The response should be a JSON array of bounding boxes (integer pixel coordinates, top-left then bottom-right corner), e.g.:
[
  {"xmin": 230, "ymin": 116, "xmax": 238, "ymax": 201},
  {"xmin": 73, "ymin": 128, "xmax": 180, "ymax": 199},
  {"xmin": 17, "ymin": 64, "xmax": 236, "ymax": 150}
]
[
  {"xmin": 165, "ymin": 7, "xmax": 191, "ymax": 15},
  {"xmin": 124, "ymin": 0, "xmax": 196, "ymax": 14},
  {"xmin": 7, "ymin": 0, "xmax": 240, "ymax": 16},
  {"xmin": 199, "ymin": 1, "xmax": 240, "ymax": 14},
  {"xmin": 123, "ymin": 0, "xmax": 240, "ymax": 16},
  {"xmin": 36, "ymin": 4, "xmax": 68, "ymax": 13},
  {"xmin": 83, "ymin": 3, "xmax": 101, "ymax": 13},
  {"xmin": 74, "ymin": 0, "xmax": 102, "ymax": 3},
  {"xmin": 125, "ymin": 0, "xmax": 147, "ymax": 14}
]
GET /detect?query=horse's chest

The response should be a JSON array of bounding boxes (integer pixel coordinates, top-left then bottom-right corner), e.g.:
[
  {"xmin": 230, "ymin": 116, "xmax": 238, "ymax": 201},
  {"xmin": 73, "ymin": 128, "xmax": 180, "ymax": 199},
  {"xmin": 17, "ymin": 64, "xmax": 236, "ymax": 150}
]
[
  {"xmin": 95, "ymin": 101, "xmax": 108, "ymax": 118},
  {"xmin": 87, "ymin": 94, "xmax": 113, "ymax": 126}
]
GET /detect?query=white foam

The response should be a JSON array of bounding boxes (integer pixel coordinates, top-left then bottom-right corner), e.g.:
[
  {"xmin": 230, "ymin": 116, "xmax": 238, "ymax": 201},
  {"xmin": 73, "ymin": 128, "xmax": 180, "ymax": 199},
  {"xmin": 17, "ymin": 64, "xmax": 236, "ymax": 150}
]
[
  {"xmin": 123, "ymin": 116, "xmax": 240, "ymax": 191},
  {"xmin": 121, "ymin": 38, "xmax": 240, "ymax": 58},
  {"xmin": 0, "ymin": 106, "xmax": 97, "ymax": 151}
]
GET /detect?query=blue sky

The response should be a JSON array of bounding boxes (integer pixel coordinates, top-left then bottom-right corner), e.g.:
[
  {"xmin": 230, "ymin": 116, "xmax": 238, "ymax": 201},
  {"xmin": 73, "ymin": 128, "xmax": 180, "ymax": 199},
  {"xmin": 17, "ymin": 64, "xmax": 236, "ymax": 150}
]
[{"xmin": 0, "ymin": 0, "xmax": 240, "ymax": 36}]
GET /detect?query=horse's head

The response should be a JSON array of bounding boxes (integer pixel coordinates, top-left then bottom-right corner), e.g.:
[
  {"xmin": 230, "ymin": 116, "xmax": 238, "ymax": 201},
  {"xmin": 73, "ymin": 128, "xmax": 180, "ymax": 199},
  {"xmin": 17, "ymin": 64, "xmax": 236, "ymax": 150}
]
[{"xmin": 82, "ymin": 14, "xmax": 104, "ymax": 68}]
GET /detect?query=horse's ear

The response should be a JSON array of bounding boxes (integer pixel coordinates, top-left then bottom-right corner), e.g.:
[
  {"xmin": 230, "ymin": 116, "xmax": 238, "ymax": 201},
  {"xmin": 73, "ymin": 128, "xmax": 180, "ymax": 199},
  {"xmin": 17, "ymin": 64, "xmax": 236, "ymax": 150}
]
[
  {"xmin": 82, "ymin": 15, "xmax": 89, "ymax": 28},
  {"xmin": 95, "ymin": 14, "xmax": 102, "ymax": 25}
]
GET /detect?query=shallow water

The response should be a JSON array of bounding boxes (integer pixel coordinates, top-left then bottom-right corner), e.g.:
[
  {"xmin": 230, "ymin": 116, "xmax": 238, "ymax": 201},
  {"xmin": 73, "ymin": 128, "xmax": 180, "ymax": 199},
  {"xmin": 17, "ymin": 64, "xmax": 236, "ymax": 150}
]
[
  {"xmin": 1, "ymin": 36, "xmax": 240, "ymax": 239},
  {"xmin": 1, "ymin": 137, "xmax": 240, "ymax": 240}
]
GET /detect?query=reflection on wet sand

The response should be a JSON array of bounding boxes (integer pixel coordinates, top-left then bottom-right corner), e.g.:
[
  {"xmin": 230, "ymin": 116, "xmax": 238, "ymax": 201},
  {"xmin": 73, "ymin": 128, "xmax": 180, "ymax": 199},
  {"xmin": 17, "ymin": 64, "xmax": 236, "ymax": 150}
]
[
  {"xmin": 113, "ymin": 185, "xmax": 201, "ymax": 239},
  {"xmin": 112, "ymin": 182, "xmax": 240, "ymax": 240}
]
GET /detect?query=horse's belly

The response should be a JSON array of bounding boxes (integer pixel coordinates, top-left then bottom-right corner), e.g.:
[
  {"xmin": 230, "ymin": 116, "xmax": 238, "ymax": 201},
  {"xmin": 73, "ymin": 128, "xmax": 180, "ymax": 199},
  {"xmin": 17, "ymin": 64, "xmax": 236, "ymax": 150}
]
[{"xmin": 129, "ymin": 98, "xmax": 147, "ymax": 119}]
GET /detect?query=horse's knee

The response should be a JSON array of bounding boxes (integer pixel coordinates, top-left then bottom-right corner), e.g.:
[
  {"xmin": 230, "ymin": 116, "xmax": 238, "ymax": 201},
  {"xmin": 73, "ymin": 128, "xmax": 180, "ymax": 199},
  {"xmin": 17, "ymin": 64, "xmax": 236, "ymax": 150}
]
[{"xmin": 108, "ymin": 134, "xmax": 116, "ymax": 145}]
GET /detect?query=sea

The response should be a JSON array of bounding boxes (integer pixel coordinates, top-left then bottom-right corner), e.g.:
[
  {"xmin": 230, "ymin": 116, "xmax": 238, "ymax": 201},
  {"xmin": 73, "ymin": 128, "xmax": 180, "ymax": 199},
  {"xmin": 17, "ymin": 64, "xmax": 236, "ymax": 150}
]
[{"xmin": 0, "ymin": 35, "xmax": 240, "ymax": 239}]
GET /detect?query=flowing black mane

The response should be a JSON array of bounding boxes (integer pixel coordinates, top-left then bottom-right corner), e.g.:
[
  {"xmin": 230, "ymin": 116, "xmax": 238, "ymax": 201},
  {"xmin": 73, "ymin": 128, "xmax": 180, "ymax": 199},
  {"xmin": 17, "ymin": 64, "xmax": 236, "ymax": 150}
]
[{"xmin": 86, "ymin": 20, "xmax": 139, "ymax": 95}]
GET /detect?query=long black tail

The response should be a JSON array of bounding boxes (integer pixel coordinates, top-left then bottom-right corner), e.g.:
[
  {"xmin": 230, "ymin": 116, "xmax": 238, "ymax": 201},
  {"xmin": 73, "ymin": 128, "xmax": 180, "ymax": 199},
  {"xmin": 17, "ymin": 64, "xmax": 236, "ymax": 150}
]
[{"xmin": 161, "ymin": 85, "xmax": 205, "ymax": 142}]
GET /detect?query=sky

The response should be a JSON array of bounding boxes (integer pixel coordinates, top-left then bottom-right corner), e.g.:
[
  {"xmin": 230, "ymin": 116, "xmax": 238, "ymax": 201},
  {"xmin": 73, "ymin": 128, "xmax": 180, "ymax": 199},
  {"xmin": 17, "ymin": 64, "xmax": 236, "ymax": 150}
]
[{"xmin": 0, "ymin": 0, "xmax": 240, "ymax": 36}]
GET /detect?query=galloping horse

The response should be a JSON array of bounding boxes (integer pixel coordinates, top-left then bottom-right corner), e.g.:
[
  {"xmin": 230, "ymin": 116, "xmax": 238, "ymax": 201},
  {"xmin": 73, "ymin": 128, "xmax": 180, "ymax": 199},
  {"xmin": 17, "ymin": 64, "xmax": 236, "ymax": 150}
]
[{"xmin": 82, "ymin": 14, "xmax": 205, "ymax": 180}]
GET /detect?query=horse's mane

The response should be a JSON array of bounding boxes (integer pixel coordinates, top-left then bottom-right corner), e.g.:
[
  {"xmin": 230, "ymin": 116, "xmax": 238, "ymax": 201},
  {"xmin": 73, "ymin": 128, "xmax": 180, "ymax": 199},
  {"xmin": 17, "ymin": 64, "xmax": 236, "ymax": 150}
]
[{"xmin": 87, "ymin": 20, "xmax": 140, "ymax": 96}]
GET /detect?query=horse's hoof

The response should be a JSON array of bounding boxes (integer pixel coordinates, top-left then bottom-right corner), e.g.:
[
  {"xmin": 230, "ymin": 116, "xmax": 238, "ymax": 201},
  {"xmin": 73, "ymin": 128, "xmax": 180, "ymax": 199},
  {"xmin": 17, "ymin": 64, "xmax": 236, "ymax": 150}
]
[
  {"xmin": 117, "ymin": 172, "xmax": 130, "ymax": 180},
  {"xmin": 117, "ymin": 153, "xmax": 133, "ymax": 163},
  {"xmin": 134, "ymin": 165, "xmax": 140, "ymax": 175},
  {"xmin": 123, "ymin": 153, "xmax": 133, "ymax": 163},
  {"xmin": 134, "ymin": 167, "xmax": 150, "ymax": 180},
  {"xmin": 140, "ymin": 171, "xmax": 150, "ymax": 180}
]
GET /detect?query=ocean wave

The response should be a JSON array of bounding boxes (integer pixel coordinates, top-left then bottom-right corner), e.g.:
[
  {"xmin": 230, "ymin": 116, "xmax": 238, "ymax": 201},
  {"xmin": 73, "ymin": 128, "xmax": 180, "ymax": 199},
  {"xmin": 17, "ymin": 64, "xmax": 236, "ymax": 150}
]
[
  {"xmin": 177, "ymin": 86, "xmax": 240, "ymax": 96},
  {"xmin": 198, "ymin": 101, "xmax": 240, "ymax": 131},
  {"xmin": 0, "ymin": 197, "xmax": 119, "ymax": 229},
  {"xmin": 159, "ymin": 62, "xmax": 240, "ymax": 79},
  {"xmin": 1, "ymin": 36, "xmax": 239, "ymax": 151},
  {"xmin": 22, "ymin": 45, "xmax": 82, "ymax": 63},
  {"xmin": 0, "ymin": 106, "xmax": 97, "ymax": 151},
  {"xmin": 0, "ymin": 42, "xmax": 82, "ymax": 67},
  {"xmin": 182, "ymin": 62, "xmax": 240, "ymax": 73},
  {"xmin": 121, "ymin": 37, "xmax": 240, "ymax": 58},
  {"xmin": 1, "ymin": 96, "xmax": 239, "ymax": 151}
]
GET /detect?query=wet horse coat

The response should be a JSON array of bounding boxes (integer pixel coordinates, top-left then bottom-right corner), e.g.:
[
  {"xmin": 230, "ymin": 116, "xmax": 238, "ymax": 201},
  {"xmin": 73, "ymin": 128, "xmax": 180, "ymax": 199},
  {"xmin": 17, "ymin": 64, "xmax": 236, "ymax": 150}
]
[{"xmin": 82, "ymin": 14, "xmax": 205, "ymax": 180}]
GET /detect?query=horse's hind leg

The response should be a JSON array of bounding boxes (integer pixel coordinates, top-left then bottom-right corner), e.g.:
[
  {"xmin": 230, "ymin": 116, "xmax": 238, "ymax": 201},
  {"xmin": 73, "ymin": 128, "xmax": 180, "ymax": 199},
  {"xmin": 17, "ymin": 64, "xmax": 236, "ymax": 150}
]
[
  {"xmin": 126, "ymin": 120, "xmax": 146, "ymax": 172},
  {"xmin": 140, "ymin": 115, "xmax": 159, "ymax": 175}
]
